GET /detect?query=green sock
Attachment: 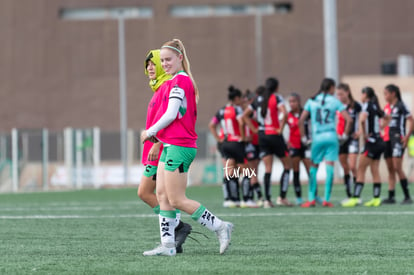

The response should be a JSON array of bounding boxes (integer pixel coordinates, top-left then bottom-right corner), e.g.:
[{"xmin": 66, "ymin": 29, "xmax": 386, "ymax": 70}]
[
  {"xmin": 325, "ymin": 164, "xmax": 334, "ymax": 202},
  {"xmin": 191, "ymin": 205, "xmax": 206, "ymax": 221},
  {"xmin": 153, "ymin": 205, "xmax": 160, "ymax": 215},
  {"xmin": 159, "ymin": 210, "xmax": 176, "ymax": 219},
  {"xmin": 158, "ymin": 210, "xmax": 176, "ymax": 245},
  {"xmin": 191, "ymin": 205, "xmax": 222, "ymax": 232},
  {"xmin": 309, "ymin": 166, "xmax": 318, "ymax": 201}
]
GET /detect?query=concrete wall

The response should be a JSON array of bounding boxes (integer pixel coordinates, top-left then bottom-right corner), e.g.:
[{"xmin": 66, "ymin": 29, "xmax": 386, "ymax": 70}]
[
  {"xmin": 0, "ymin": 0, "xmax": 414, "ymax": 132},
  {"xmin": 342, "ymin": 75, "xmax": 414, "ymax": 108}
]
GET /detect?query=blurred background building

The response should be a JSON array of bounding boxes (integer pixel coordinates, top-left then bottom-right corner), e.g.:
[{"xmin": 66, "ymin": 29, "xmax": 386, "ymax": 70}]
[
  {"xmin": 1, "ymin": 0, "xmax": 414, "ymax": 130},
  {"xmin": 1, "ymin": 0, "xmax": 414, "ymax": 190}
]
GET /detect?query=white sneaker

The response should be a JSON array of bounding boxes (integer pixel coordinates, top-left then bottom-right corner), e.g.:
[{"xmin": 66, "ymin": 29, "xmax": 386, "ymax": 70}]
[
  {"xmin": 143, "ymin": 243, "xmax": 176, "ymax": 256},
  {"xmin": 276, "ymin": 196, "xmax": 294, "ymax": 206},
  {"xmin": 263, "ymin": 200, "xmax": 274, "ymax": 208},
  {"xmin": 223, "ymin": 200, "xmax": 232, "ymax": 208},
  {"xmin": 215, "ymin": 221, "xmax": 234, "ymax": 254},
  {"xmin": 224, "ymin": 200, "xmax": 238, "ymax": 208},
  {"xmin": 240, "ymin": 201, "xmax": 248, "ymax": 208},
  {"xmin": 245, "ymin": 200, "xmax": 258, "ymax": 208}
]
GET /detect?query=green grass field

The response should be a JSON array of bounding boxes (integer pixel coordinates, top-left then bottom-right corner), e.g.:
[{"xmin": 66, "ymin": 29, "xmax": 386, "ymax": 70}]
[{"xmin": 1, "ymin": 184, "xmax": 414, "ymax": 275}]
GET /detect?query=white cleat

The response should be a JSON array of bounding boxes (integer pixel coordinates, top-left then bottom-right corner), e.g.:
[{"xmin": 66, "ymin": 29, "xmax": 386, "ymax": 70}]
[
  {"xmin": 215, "ymin": 221, "xmax": 234, "ymax": 254},
  {"xmin": 223, "ymin": 200, "xmax": 232, "ymax": 208},
  {"xmin": 223, "ymin": 200, "xmax": 238, "ymax": 208},
  {"xmin": 276, "ymin": 196, "xmax": 294, "ymax": 207},
  {"xmin": 263, "ymin": 200, "xmax": 274, "ymax": 208},
  {"xmin": 245, "ymin": 200, "xmax": 259, "ymax": 208},
  {"xmin": 143, "ymin": 243, "xmax": 176, "ymax": 256}
]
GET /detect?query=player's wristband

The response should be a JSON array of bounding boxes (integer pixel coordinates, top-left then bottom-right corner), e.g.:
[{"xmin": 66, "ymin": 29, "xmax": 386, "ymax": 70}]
[{"xmin": 146, "ymin": 128, "xmax": 156, "ymax": 138}]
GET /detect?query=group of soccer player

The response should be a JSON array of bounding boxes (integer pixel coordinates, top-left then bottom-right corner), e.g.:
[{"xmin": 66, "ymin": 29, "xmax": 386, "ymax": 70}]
[
  {"xmin": 137, "ymin": 38, "xmax": 412, "ymax": 255},
  {"xmin": 210, "ymin": 77, "xmax": 413, "ymax": 208}
]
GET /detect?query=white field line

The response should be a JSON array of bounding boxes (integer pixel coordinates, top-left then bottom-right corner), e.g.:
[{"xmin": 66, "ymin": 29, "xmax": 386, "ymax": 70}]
[
  {"xmin": 0, "ymin": 201, "xmax": 141, "ymax": 207},
  {"xmin": 0, "ymin": 201, "xmax": 143, "ymax": 211},
  {"xmin": 0, "ymin": 206, "xmax": 137, "ymax": 211},
  {"xmin": 1, "ymin": 211, "xmax": 414, "ymax": 220}
]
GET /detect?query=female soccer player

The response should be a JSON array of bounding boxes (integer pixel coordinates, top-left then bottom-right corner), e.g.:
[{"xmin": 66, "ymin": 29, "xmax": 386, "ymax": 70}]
[
  {"xmin": 209, "ymin": 86, "xmax": 248, "ymax": 208},
  {"xmin": 243, "ymin": 77, "xmax": 293, "ymax": 207},
  {"xmin": 382, "ymin": 101, "xmax": 397, "ymax": 203},
  {"xmin": 138, "ymin": 49, "xmax": 191, "ymax": 253},
  {"xmin": 342, "ymin": 87, "xmax": 386, "ymax": 207},
  {"xmin": 208, "ymin": 114, "xmax": 230, "ymax": 206},
  {"xmin": 336, "ymin": 83, "xmax": 362, "ymax": 200},
  {"xmin": 382, "ymin": 84, "xmax": 413, "ymax": 204},
  {"xmin": 287, "ymin": 93, "xmax": 312, "ymax": 205},
  {"xmin": 141, "ymin": 39, "xmax": 233, "ymax": 256},
  {"xmin": 299, "ymin": 78, "xmax": 352, "ymax": 207},
  {"xmin": 242, "ymin": 88, "xmax": 263, "ymax": 207}
]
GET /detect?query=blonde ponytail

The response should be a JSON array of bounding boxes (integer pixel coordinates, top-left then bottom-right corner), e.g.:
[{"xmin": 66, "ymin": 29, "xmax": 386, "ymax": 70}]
[{"xmin": 162, "ymin": 39, "xmax": 200, "ymax": 103}]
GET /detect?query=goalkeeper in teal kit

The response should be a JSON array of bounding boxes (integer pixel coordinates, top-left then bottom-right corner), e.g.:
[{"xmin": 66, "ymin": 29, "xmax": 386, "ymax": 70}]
[{"xmin": 299, "ymin": 78, "xmax": 352, "ymax": 207}]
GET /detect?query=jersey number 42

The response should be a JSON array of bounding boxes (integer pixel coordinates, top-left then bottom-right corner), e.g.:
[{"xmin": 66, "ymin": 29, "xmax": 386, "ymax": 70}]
[{"xmin": 316, "ymin": 108, "xmax": 331, "ymax": 124}]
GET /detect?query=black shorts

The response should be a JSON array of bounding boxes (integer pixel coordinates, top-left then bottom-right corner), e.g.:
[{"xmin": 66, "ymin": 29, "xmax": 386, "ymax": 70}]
[
  {"xmin": 221, "ymin": 141, "xmax": 246, "ymax": 164},
  {"xmin": 289, "ymin": 147, "xmax": 305, "ymax": 158},
  {"xmin": 245, "ymin": 143, "xmax": 260, "ymax": 161},
  {"xmin": 362, "ymin": 138, "xmax": 385, "ymax": 160},
  {"xmin": 258, "ymin": 132, "xmax": 288, "ymax": 159},
  {"xmin": 217, "ymin": 142, "xmax": 225, "ymax": 158},
  {"xmin": 388, "ymin": 133, "xmax": 405, "ymax": 158},
  {"xmin": 384, "ymin": 140, "xmax": 392, "ymax": 159},
  {"xmin": 339, "ymin": 138, "xmax": 360, "ymax": 155}
]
